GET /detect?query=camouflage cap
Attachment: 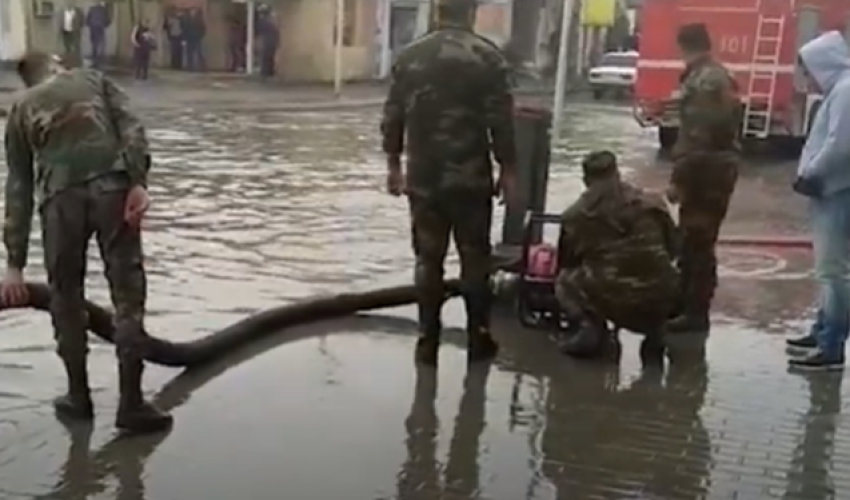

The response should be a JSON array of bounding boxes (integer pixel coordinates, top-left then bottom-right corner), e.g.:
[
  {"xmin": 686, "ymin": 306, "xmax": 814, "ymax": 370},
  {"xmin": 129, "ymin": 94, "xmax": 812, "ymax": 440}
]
[{"xmin": 581, "ymin": 150, "xmax": 618, "ymax": 177}]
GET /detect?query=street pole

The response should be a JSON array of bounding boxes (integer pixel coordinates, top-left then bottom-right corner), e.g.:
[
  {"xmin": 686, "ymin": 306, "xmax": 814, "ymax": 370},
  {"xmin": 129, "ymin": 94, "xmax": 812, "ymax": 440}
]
[
  {"xmin": 551, "ymin": 0, "xmax": 575, "ymax": 145},
  {"xmin": 334, "ymin": 0, "xmax": 345, "ymax": 96},
  {"xmin": 246, "ymin": 0, "xmax": 255, "ymax": 74}
]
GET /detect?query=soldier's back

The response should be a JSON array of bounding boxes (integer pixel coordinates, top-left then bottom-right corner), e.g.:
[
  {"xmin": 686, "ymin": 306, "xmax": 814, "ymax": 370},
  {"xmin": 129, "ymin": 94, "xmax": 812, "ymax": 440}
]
[
  {"xmin": 15, "ymin": 68, "xmax": 124, "ymax": 200},
  {"xmin": 567, "ymin": 183, "xmax": 678, "ymax": 300},
  {"xmin": 394, "ymin": 29, "xmax": 508, "ymax": 194}
]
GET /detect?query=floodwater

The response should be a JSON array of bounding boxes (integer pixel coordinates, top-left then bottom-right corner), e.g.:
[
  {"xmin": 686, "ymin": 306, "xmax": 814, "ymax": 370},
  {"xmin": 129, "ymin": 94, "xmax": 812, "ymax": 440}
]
[{"xmin": 0, "ymin": 97, "xmax": 843, "ymax": 499}]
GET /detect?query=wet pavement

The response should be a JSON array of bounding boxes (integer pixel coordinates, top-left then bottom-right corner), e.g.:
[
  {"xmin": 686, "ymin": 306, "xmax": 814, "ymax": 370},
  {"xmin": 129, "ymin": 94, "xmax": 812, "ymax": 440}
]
[{"xmin": 0, "ymin": 94, "xmax": 839, "ymax": 499}]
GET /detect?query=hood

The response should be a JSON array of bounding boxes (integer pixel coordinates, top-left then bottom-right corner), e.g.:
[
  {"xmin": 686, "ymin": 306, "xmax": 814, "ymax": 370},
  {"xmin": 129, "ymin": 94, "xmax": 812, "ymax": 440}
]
[{"xmin": 799, "ymin": 31, "xmax": 850, "ymax": 94}]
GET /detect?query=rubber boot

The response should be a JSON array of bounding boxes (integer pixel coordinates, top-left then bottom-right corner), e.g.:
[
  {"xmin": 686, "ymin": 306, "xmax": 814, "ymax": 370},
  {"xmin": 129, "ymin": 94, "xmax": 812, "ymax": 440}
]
[
  {"xmin": 639, "ymin": 333, "xmax": 667, "ymax": 367},
  {"xmin": 415, "ymin": 324, "xmax": 441, "ymax": 367},
  {"xmin": 115, "ymin": 357, "xmax": 173, "ymax": 434},
  {"xmin": 665, "ymin": 310, "xmax": 710, "ymax": 334},
  {"xmin": 467, "ymin": 326, "xmax": 499, "ymax": 364},
  {"xmin": 559, "ymin": 320, "xmax": 606, "ymax": 359},
  {"xmin": 53, "ymin": 357, "xmax": 94, "ymax": 421}
]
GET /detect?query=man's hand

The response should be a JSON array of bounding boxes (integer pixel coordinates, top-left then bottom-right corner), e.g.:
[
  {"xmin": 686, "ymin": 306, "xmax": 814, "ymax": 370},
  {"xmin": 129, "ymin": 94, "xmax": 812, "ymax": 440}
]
[
  {"xmin": 0, "ymin": 268, "xmax": 27, "ymax": 307},
  {"xmin": 665, "ymin": 184, "xmax": 680, "ymax": 204},
  {"xmin": 496, "ymin": 169, "xmax": 516, "ymax": 205},
  {"xmin": 385, "ymin": 155, "xmax": 405, "ymax": 196},
  {"xmin": 124, "ymin": 185, "xmax": 150, "ymax": 227}
]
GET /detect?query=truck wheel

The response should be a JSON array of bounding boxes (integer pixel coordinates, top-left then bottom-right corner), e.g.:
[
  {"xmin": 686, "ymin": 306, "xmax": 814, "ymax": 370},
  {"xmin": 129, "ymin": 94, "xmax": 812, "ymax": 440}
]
[{"xmin": 658, "ymin": 127, "xmax": 678, "ymax": 152}]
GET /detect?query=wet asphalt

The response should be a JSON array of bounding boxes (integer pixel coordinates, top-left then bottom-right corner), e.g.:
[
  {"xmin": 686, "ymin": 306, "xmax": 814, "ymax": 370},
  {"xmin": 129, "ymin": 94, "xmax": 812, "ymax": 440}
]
[{"xmin": 0, "ymin": 87, "xmax": 839, "ymax": 500}]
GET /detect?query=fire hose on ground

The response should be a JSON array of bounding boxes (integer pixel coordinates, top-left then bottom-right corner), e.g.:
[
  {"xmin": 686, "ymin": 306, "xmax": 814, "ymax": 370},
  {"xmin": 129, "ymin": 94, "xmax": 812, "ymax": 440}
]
[{"xmin": 0, "ymin": 235, "xmax": 813, "ymax": 370}]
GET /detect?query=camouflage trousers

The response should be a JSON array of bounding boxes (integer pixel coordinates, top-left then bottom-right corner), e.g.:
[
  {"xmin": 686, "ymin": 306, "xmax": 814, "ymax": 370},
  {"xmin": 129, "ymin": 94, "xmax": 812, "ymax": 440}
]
[
  {"xmin": 555, "ymin": 268, "xmax": 675, "ymax": 337},
  {"xmin": 677, "ymin": 192, "xmax": 734, "ymax": 317},
  {"xmin": 408, "ymin": 190, "xmax": 493, "ymax": 333},
  {"xmin": 40, "ymin": 174, "xmax": 149, "ymax": 362}
]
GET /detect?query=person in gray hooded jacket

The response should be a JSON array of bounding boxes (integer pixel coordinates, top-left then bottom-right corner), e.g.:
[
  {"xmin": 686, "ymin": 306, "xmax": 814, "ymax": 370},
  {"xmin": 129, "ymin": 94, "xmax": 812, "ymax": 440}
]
[{"xmin": 787, "ymin": 31, "xmax": 850, "ymax": 370}]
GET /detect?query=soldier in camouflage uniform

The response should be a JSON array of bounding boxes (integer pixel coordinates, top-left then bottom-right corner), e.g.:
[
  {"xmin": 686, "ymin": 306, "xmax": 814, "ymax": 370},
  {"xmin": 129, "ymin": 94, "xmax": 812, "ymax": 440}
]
[
  {"xmin": 381, "ymin": 0, "xmax": 517, "ymax": 366},
  {"xmin": 556, "ymin": 151, "xmax": 680, "ymax": 361},
  {"xmin": 0, "ymin": 52, "xmax": 171, "ymax": 434},
  {"xmin": 665, "ymin": 23, "xmax": 741, "ymax": 334}
]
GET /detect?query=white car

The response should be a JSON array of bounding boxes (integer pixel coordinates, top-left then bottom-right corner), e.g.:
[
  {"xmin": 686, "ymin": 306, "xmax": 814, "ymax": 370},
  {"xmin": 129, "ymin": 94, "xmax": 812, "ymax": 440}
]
[{"xmin": 587, "ymin": 51, "xmax": 638, "ymax": 99}]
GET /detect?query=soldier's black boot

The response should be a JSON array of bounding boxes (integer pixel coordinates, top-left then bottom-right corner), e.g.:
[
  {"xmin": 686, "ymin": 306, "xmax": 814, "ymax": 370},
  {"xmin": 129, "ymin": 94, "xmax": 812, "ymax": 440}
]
[
  {"xmin": 415, "ymin": 324, "xmax": 441, "ymax": 366},
  {"xmin": 54, "ymin": 357, "xmax": 94, "ymax": 421},
  {"xmin": 665, "ymin": 311, "xmax": 710, "ymax": 334},
  {"xmin": 559, "ymin": 319, "xmax": 606, "ymax": 359},
  {"xmin": 115, "ymin": 357, "xmax": 173, "ymax": 434},
  {"xmin": 464, "ymin": 287, "xmax": 498, "ymax": 364},
  {"xmin": 467, "ymin": 326, "xmax": 499, "ymax": 364}
]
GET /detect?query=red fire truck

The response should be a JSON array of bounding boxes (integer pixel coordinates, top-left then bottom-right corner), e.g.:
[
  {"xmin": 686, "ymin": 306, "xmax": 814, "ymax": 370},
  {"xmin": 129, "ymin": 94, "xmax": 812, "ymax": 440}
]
[{"xmin": 633, "ymin": 0, "xmax": 850, "ymax": 152}]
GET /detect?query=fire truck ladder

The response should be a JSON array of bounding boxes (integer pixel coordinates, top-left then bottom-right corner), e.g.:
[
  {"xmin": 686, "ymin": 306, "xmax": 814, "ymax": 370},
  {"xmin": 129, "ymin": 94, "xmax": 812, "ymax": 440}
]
[{"xmin": 742, "ymin": 15, "xmax": 786, "ymax": 138}]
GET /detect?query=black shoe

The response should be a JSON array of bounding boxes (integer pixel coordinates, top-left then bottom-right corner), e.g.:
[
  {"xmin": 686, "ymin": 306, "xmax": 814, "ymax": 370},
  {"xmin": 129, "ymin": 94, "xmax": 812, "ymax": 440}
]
[
  {"xmin": 788, "ymin": 351, "xmax": 845, "ymax": 371},
  {"xmin": 468, "ymin": 333, "xmax": 499, "ymax": 364},
  {"xmin": 53, "ymin": 393, "xmax": 94, "ymax": 421},
  {"xmin": 786, "ymin": 334, "xmax": 818, "ymax": 354},
  {"xmin": 665, "ymin": 314, "xmax": 710, "ymax": 334},
  {"xmin": 415, "ymin": 337, "xmax": 440, "ymax": 366}
]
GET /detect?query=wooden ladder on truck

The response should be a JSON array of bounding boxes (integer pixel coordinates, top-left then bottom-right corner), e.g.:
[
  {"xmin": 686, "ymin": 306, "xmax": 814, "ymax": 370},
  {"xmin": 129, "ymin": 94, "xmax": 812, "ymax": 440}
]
[{"xmin": 742, "ymin": 14, "xmax": 786, "ymax": 138}]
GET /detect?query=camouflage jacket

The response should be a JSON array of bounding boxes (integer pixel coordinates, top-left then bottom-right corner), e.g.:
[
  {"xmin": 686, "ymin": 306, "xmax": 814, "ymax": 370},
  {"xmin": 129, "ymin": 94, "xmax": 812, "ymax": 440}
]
[
  {"xmin": 558, "ymin": 179, "xmax": 679, "ymax": 300},
  {"xmin": 671, "ymin": 55, "xmax": 741, "ymax": 194},
  {"xmin": 3, "ymin": 68, "xmax": 150, "ymax": 269},
  {"xmin": 380, "ymin": 23, "xmax": 516, "ymax": 196}
]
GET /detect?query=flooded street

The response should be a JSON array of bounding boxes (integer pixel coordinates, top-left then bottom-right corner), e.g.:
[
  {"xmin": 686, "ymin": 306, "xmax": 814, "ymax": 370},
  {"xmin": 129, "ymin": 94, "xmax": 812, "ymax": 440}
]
[{"xmin": 0, "ymin": 94, "xmax": 842, "ymax": 499}]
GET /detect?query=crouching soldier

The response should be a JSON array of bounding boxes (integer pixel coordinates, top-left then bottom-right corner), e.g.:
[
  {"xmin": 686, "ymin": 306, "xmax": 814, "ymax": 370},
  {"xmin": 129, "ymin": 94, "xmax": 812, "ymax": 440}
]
[
  {"xmin": 0, "ymin": 52, "xmax": 172, "ymax": 433},
  {"xmin": 555, "ymin": 151, "xmax": 680, "ymax": 361}
]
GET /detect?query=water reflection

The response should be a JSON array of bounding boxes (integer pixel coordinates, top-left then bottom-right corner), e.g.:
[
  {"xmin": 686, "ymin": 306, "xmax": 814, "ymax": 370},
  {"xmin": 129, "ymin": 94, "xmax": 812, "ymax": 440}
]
[
  {"xmin": 397, "ymin": 363, "xmax": 491, "ymax": 499},
  {"xmin": 783, "ymin": 372, "xmax": 843, "ymax": 500},
  {"xmin": 540, "ymin": 336, "xmax": 710, "ymax": 499}
]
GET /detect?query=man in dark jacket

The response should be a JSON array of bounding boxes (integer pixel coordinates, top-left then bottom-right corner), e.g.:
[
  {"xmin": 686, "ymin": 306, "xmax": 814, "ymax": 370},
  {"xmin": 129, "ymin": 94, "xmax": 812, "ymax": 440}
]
[{"xmin": 85, "ymin": 1, "xmax": 111, "ymax": 68}]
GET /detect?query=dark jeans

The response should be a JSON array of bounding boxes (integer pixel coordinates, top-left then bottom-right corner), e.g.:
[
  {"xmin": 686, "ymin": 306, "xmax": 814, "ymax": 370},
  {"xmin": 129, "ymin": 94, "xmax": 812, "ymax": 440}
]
[
  {"xmin": 229, "ymin": 43, "xmax": 245, "ymax": 71},
  {"xmin": 260, "ymin": 46, "xmax": 277, "ymax": 76},
  {"xmin": 168, "ymin": 38, "xmax": 183, "ymax": 69},
  {"xmin": 185, "ymin": 39, "xmax": 205, "ymax": 71},
  {"xmin": 90, "ymin": 32, "xmax": 106, "ymax": 67},
  {"xmin": 133, "ymin": 47, "xmax": 150, "ymax": 79}
]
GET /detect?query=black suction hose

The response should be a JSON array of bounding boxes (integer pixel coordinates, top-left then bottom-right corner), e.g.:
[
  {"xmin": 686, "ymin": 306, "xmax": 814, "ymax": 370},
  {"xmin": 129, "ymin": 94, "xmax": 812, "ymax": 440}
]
[{"xmin": 8, "ymin": 281, "xmax": 463, "ymax": 368}]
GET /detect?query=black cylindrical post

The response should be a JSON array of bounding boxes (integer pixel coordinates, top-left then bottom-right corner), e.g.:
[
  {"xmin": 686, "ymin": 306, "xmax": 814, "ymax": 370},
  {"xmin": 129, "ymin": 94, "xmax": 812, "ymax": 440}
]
[{"xmin": 499, "ymin": 105, "xmax": 552, "ymax": 248}]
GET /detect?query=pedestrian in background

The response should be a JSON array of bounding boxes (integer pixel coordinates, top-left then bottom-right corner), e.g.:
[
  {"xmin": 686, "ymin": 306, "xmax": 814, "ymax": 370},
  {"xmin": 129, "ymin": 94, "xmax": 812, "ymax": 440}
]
[
  {"xmin": 259, "ymin": 10, "xmax": 279, "ymax": 77},
  {"xmin": 163, "ymin": 8, "xmax": 184, "ymax": 70},
  {"xmin": 787, "ymin": 30, "xmax": 850, "ymax": 370},
  {"xmin": 131, "ymin": 19, "xmax": 155, "ymax": 80},
  {"xmin": 664, "ymin": 23, "xmax": 740, "ymax": 335},
  {"xmin": 57, "ymin": 5, "xmax": 84, "ymax": 65},
  {"xmin": 85, "ymin": 0, "xmax": 111, "ymax": 68},
  {"xmin": 381, "ymin": 0, "xmax": 516, "ymax": 367},
  {"xmin": 184, "ymin": 7, "xmax": 206, "ymax": 71}
]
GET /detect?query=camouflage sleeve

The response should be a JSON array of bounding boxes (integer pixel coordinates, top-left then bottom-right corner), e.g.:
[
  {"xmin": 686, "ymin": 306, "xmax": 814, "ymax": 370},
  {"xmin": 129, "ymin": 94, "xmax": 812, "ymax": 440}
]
[
  {"xmin": 101, "ymin": 74, "xmax": 150, "ymax": 186},
  {"xmin": 557, "ymin": 207, "xmax": 583, "ymax": 269},
  {"xmin": 3, "ymin": 103, "xmax": 35, "ymax": 270},
  {"xmin": 380, "ymin": 62, "xmax": 406, "ymax": 157},
  {"xmin": 671, "ymin": 66, "xmax": 737, "ymax": 188},
  {"xmin": 482, "ymin": 49, "xmax": 516, "ymax": 168}
]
